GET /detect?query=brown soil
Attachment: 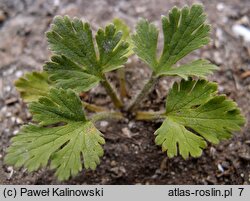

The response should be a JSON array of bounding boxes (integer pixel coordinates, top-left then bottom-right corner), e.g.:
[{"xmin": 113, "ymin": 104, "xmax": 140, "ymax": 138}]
[{"xmin": 0, "ymin": 0, "xmax": 250, "ymax": 184}]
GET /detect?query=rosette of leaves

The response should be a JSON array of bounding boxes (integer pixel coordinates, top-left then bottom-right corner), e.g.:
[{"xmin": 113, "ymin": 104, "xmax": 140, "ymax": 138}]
[{"xmin": 5, "ymin": 4, "xmax": 245, "ymax": 181}]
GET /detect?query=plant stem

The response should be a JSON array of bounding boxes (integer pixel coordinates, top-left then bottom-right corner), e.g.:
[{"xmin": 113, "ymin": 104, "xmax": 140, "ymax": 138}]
[
  {"xmin": 82, "ymin": 101, "xmax": 108, "ymax": 112},
  {"xmin": 135, "ymin": 111, "xmax": 165, "ymax": 120},
  {"xmin": 127, "ymin": 73, "xmax": 158, "ymax": 112},
  {"xmin": 90, "ymin": 111, "xmax": 124, "ymax": 122},
  {"xmin": 118, "ymin": 68, "xmax": 127, "ymax": 98},
  {"xmin": 101, "ymin": 75, "xmax": 123, "ymax": 109}
]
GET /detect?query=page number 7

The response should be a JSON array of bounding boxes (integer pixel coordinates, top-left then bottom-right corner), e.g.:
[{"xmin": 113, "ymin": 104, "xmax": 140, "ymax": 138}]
[{"xmin": 238, "ymin": 188, "xmax": 244, "ymax": 196}]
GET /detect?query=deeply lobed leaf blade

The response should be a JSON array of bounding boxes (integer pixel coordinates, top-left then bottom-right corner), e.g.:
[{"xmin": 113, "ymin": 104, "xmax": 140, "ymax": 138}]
[
  {"xmin": 46, "ymin": 16, "xmax": 129, "ymax": 93},
  {"xmin": 155, "ymin": 118, "xmax": 207, "ymax": 159},
  {"xmin": 29, "ymin": 88, "xmax": 86, "ymax": 126},
  {"xmin": 155, "ymin": 79, "xmax": 245, "ymax": 159},
  {"xmin": 47, "ymin": 16, "xmax": 98, "ymax": 71},
  {"xmin": 131, "ymin": 18, "xmax": 159, "ymax": 70},
  {"xmin": 159, "ymin": 4, "xmax": 210, "ymax": 69},
  {"xmin": 96, "ymin": 24, "xmax": 129, "ymax": 72},
  {"xmin": 113, "ymin": 18, "xmax": 134, "ymax": 56},
  {"xmin": 5, "ymin": 88, "xmax": 105, "ymax": 181},
  {"xmin": 156, "ymin": 59, "xmax": 218, "ymax": 79},
  {"xmin": 15, "ymin": 71, "xmax": 50, "ymax": 102},
  {"xmin": 132, "ymin": 4, "xmax": 214, "ymax": 79},
  {"xmin": 44, "ymin": 55, "xmax": 100, "ymax": 93}
]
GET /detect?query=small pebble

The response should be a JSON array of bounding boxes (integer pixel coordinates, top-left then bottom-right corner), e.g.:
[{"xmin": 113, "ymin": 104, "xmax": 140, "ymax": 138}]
[
  {"xmin": 16, "ymin": 117, "xmax": 23, "ymax": 125},
  {"xmin": 6, "ymin": 112, "xmax": 12, "ymax": 117},
  {"xmin": 128, "ymin": 121, "xmax": 135, "ymax": 129},
  {"xmin": 218, "ymin": 164, "xmax": 224, "ymax": 172},
  {"xmin": 3, "ymin": 68, "xmax": 14, "ymax": 76},
  {"xmin": 237, "ymin": 16, "xmax": 250, "ymax": 26},
  {"xmin": 239, "ymin": 153, "xmax": 250, "ymax": 161},
  {"xmin": 13, "ymin": 129, "xmax": 19, "ymax": 135},
  {"xmin": 10, "ymin": 116, "xmax": 16, "ymax": 123},
  {"xmin": 0, "ymin": 106, "xmax": 7, "ymax": 113},
  {"xmin": 213, "ymin": 51, "xmax": 223, "ymax": 65},
  {"xmin": 135, "ymin": 6, "xmax": 146, "ymax": 13},
  {"xmin": 53, "ymin": 0, "xmax": 60, "ymax": 6},
  {"xmin": 151, "ymin": 174, "xmax": 158, "ymax": 179},
  {"xmin": 216, "ymin": 28, "xmax": 223, "ymax": 40},
  {"xmin": 15, "ymin": 70, "xmax": 23, "ymax": 77},
  {"xmin": 221, "ymin": 161, "xmax": 230, "ymax": 169},
  {"xmin": 216, "ymin": 3, "xmax": 225, "ymax": 11},
  {"xmin": 210, "ymin": 147, "xmax": 216, "ymax": 158},
  {"xmin": 127, "ymin": 58, "xmax": 132, "ymax": 64},
  {"xmin": 100, "ymin": 121, "xmax": 109, "ymax": 127},
  {"xmin": 5, "ymin": 97, "xmax": 18, "ymax": 105},
  {"xmin": 110, "ymin": 166, "xmax": 126, "ymax": 177},
  {"xmin": 218, "ymin": 86, "xmax": 224, "ymax": 92},
  {"xmin": 122, "ymin": 127, "xmax": 131, "ymax": 138},
  {"xmin": 7, "ymin": 166, "xmax": 14, "ymax": 180},
  {"xmin": 139, "ymin": 68, "xmax": 145, "ymax": 74},
  {"xmin": 232, "ymin": 24, "xmax": 250, "ymax": 42},
  {"xmin": 4, "ymin": 86, "xmax": 11, "ymax": 92},
  {"xmin": 110, "ymin": 160, "xmax": 117, "ymax": 167}
]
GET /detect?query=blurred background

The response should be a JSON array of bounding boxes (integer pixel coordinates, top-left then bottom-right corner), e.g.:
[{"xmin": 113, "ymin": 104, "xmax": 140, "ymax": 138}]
[{"xmin": 0, "ymin": 0, "xmax": 250, "ymax": 184}]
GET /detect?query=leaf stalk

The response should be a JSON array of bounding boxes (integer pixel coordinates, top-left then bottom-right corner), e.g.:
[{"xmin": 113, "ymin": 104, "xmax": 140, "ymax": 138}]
[
  {"xmin": 82, "ymin": 101, "xmax": 108, "ymax": 112},
  {"xmin": 101, "ymin": 75, "xmax": 123, "ymax": 109},
  {"xmin": 118, "ymin": 68, "xmax": 127, "ymax": 98},
  {"xmin": 90, "ymin": 111, "xmax": 124, "ymax": 122},
  {"xmin": 127, "ymin": 73, "xmax": 158, "ymax": 112},
  {"xmin": 135, "ymin": 110, "xmax": 165, "ymax": 120}
]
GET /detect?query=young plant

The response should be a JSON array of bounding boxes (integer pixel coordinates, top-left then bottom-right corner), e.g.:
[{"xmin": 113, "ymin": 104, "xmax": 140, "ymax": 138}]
[{"xmin": 5, "ymin": 4, "xmax": 245, "ymax": 181}]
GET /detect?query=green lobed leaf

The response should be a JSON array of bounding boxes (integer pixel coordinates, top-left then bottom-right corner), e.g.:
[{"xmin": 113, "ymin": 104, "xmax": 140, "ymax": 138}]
[
  {"xmin": 15, "ymin": 71, "xmax": 50, "ymax": 102},
  {"xmin": 46, "ymin": 16, "xmax": 97, "ymax": 70},
  {"xmin": 132, "ymin": 18, "xmax": 159, "ymax": 70},
  {"xmin": 159, "ymin": 4, "xmax": 210, "ymax": 69},
  {"xmin": 113, "ymin": 18, "xmax": 130, "ymax": 40},
  {"xmin": 155, "ymin": 118, "xmax": 207, "ymax": 158},
  {"xmin": 96, "ymin": 23, "xmax": 129, "ymax": 72},
  {"xmin": 5, "ymin": 88, "xmax": 105, "ymax": 181},
  {"xmin": 113, "ymin": 18, "xmax": 134, "ymax": 56},
  {"xmin": 155, "ymin": 79, "xmax": 245, "ymax": 159},
  {"xmin": 45, "ymin": 16, "xmax": 129, "ymax": 92},
  {"xmin": 156, "ymin": 59, "xmax": 218, "ymax": 79},
  {"xmin": 132, "ymin": 4, "xmax": 214, "ymax": 79},
  {"xmin": 44, "ymin": 55, "xmax": 100, "ymax": 93}
]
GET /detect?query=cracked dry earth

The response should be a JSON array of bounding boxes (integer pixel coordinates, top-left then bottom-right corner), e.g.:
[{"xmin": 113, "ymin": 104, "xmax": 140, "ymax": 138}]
[{"xmin": 0, "ymin": 0, "xmax": 250, "ymax": 184}]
